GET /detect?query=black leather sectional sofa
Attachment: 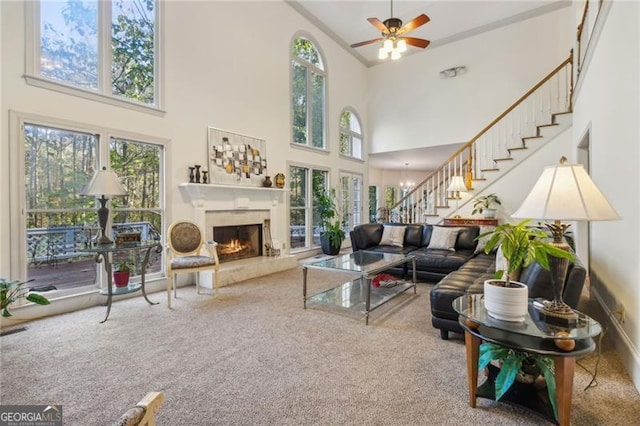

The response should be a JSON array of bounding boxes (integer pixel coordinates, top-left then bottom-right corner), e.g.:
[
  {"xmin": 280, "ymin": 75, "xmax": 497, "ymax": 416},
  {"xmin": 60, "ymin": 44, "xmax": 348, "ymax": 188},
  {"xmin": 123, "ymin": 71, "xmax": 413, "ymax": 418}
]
[{"xmin": 349, "ymin": 222, "xmax": 586, "ymax": 340}]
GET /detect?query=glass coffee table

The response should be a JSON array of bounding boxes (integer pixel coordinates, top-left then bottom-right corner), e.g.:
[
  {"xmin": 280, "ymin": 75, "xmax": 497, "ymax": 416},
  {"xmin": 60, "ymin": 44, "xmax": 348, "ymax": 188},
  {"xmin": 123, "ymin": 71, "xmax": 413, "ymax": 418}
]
[
  {"xmin": 302, "ymin": 251, "xmax": 416, "ymax": 325},
  {"xmin": 453, "ymin": 294, "xmax": 602, "ymax": 426}
]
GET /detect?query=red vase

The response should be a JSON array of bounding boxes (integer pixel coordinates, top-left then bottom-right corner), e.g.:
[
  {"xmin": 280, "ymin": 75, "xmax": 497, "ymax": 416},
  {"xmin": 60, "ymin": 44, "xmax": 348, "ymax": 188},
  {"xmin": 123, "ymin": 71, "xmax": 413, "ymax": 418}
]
[{"xmin": 113, "ymin": 271, "xmax": 130, "ymax": 287}]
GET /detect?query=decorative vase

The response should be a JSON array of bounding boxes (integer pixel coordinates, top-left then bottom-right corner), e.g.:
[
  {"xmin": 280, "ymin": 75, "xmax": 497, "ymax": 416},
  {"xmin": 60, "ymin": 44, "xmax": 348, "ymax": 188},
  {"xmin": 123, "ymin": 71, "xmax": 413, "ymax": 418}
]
[
  {"xmin": 113, "ymin": 271, "xmax": 130, "ymax": 288},
  {"xmin": 202, "ymin": 171, "xmax": 208, "ymax": 184},
  {"xmin": 194, "ymin": 165, "xmax": 201, "ymax": 183},
  {"xmin": 188, "ymin": 167, "xmax": 195, "ymax": 183},
  {"xmin": 263, "ymin": 176, "xmax": 272, "ymax": 187},
  {"xmin": 275, "ymin": 173, "xmax": 285, "ymax": 188},
  {"xmin": 483, "ymin": 279, "xmax": 528, "ymax": 322}
]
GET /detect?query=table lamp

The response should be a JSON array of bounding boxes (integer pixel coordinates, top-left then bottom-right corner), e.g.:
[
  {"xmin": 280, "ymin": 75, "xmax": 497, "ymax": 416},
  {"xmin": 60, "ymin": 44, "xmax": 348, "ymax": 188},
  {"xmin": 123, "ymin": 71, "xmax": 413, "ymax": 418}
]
[
  {"xmin": 81, "ymin": 167, "xmax": 127, "ymax": 244},
  {"xmin": 447, "ymin": 175, "xmax": 468, "ymax": 217},
  {"xmin": 512, "ymin": 156, "xmax": 619, "ymax": 324}
]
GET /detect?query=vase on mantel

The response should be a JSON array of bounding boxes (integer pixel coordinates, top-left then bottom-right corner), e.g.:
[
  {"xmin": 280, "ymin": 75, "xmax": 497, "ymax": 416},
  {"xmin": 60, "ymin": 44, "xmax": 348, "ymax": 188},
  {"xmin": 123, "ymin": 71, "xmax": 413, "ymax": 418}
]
[{"xmin": 263, "ymin": 176, "xmax": 272, "ymax": 188}]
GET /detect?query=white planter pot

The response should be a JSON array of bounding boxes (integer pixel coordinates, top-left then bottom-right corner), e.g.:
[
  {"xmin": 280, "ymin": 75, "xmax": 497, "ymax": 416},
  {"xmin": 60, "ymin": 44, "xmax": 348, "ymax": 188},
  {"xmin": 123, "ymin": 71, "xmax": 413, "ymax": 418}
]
[
  {"xmin": 483, "ymin": 209, "xmax": 497, "ymax": 218},
  {"xmin": 484, "ymin": 279, "xmax": 528, "ymax": 322}
]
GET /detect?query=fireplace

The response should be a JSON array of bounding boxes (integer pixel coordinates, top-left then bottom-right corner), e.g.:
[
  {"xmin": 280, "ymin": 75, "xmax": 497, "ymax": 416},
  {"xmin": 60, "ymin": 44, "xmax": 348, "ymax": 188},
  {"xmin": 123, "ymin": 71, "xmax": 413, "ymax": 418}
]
[{"xmin": 214, "ymin": 224, "xmax": 263, "ymax": 263}]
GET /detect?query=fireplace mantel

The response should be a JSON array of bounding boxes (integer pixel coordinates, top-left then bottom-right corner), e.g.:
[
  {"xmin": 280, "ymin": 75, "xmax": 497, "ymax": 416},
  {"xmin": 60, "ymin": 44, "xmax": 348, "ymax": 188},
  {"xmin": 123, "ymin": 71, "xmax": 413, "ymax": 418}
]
[{"xmin": 179, "ymin": 183, "xmax": 287, "ymax": 206}]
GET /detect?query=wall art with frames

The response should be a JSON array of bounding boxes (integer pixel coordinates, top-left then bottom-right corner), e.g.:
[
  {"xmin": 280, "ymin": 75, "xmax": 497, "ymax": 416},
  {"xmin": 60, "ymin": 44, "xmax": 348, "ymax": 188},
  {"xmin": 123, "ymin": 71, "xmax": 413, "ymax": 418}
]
[{"xmin": 207, "ymin": 127, "xmax": 267, "ymax": 187}]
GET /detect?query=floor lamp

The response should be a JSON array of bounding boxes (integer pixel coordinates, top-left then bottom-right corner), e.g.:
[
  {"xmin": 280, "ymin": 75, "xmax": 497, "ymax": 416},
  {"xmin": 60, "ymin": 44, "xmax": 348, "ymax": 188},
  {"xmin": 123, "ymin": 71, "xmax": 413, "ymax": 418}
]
[
  {"xmin": 81, "ymin": 167, "xmax": 127, "ymax": 245},
  {"xmin": 447, "ymin": 175, "xmax": 468, "ymax": 217},
  {"xmin": 512, "ymin": 156, "xmax": 619, "ymax": 324}
]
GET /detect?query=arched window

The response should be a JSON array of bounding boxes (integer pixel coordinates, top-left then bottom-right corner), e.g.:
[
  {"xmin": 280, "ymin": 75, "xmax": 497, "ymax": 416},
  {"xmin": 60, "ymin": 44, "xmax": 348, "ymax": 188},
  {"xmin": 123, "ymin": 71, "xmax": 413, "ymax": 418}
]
[
  {"xmin": 339, "ymin": 109, "xmax": 363, "ymax": 159},
  {"xmin": 291, "ymin": 37, "xmax": 326, "ymax": 150}
]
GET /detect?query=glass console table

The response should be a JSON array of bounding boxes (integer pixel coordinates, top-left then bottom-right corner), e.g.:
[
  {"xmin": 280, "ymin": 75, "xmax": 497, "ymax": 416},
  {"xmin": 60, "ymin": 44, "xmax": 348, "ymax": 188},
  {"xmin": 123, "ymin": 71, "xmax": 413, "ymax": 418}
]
[
  {"xmin": 80, "ymin": 241, "xmax": 163, "ymax": 323},
  {"xmin": 302, "ymin": 251, "xmax": 416, "ymax": 325},
  {"xmin": 453, "ymin": 294, "xmax": 601, "ymax": 425}
]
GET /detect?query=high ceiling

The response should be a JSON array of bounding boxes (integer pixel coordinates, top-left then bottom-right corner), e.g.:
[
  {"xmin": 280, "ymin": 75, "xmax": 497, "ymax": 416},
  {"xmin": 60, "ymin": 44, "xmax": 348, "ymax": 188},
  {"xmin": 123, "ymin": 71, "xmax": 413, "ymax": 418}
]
[{"xmin": 288, "ymin": 1, "xmax": 568, "ymax": 171}]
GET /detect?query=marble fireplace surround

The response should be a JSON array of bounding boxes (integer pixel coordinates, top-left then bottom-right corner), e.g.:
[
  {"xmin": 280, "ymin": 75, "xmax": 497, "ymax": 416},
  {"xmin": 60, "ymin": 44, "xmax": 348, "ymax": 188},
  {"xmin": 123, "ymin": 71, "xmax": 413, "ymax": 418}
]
[{"xmin": 179, "ymin": 183, "xmax": 296, "ymax": 287}]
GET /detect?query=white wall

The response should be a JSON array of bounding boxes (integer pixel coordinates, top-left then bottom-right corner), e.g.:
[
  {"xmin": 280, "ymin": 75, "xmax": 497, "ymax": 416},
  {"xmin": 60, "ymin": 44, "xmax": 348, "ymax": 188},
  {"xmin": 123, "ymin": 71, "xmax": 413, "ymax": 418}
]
[
  {"xmin": 0, "ymin": 1, "xmax": 368, "ymax": 311},
  {"xmin": 367, "ymin": 6, "xmax": 573, "ymax": 154},
  {"xmin": 571, "ymin": 0, "xmax": 640, "ymax": 391}
]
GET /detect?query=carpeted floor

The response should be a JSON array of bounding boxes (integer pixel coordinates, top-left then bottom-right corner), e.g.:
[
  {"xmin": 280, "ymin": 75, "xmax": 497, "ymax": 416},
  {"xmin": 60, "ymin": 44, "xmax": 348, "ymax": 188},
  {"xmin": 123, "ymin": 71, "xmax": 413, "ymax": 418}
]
[{"xmin": 1, "ymin": 266, "xmax": 639, "ymax": 425}]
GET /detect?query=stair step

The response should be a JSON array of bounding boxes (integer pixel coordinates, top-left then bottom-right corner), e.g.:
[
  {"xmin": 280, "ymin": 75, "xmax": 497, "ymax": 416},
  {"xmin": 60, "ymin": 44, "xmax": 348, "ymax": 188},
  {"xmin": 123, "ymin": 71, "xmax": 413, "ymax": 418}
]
[
  {"xmin": 522, "ymin": 135, "xmax": 543, "ymax": 141},
  {"xmin": 494, "ymin": 157, "xmax": 513, "ymax": 162},
  {"xmin": 480, "ymin": 168, "xmax": 500, "ymax": 172},
  {"xmin": 435, "ymin": 205, "xmax": 450, "ymax": 209},
  {"xmin": 472, "ymin": 178, "xmax": 487, "ymax": 182},
  {"xmin": 423, "ymin": 214, "xmax": 440, "ymax": 217},
  {"xmin": 507, "ymin": 146, "xmax": 528, "ymax": 154},
  {"xmin": 537, "ymin": 123, "xmax": 558, "ymax": 128}
]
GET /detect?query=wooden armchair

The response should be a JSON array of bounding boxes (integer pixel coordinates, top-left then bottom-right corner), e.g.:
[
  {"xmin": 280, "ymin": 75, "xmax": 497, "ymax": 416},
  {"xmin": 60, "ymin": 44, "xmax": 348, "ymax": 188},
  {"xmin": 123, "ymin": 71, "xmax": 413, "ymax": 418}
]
[
  {"xmin": 166, "ymin": 220, "xmax": 220, "ymax": 308},
  {"xmin": 113, "ymin": 391, "xmax": 164, "ymax": 426}
]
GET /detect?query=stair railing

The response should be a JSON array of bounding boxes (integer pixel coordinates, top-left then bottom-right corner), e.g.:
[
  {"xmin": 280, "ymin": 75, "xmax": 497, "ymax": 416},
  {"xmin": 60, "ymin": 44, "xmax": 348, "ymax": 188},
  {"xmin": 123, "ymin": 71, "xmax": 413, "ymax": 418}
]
[{"xmin": 388, "ymin": 53, "xmax": 574, "ymax": 223}]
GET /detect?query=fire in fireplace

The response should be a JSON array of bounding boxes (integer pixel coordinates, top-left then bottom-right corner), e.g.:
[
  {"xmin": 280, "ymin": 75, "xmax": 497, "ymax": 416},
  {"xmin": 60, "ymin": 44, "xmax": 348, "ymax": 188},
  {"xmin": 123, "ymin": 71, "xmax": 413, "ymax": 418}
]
[{"xmin": 213, "ymin": 224, "xmax": 263, "ymax": 263}]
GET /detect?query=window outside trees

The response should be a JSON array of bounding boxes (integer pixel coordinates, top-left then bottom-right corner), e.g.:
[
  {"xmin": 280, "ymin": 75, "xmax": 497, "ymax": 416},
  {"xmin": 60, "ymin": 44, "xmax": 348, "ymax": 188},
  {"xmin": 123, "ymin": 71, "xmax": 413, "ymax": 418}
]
[
  {"xmin": 21, "ymin": 121, "xmax": 165, "ymax": 297},
  {"xmin": 339, "ymin": 110, "xmax": 363, "ymax": 159},
  {"xmin": 291, "ymin": 37, "xmax": 326, "ymax": 149},
  {"xmin": 34, "ymin": 0, "xmax": 157, "ymax": 106},
  {"xmin": 289, "ymin": 165, "xmax": 328, "ymax": 250},
  {"xmin": 340, "ymin": 173, "xmax": 363, "ymax": 231}
]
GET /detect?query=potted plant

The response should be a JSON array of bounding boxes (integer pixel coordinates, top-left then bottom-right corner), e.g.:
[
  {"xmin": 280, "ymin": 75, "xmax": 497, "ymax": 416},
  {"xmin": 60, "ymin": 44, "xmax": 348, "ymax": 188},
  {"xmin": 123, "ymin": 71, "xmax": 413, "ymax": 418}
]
[
  {"xmin": 1, "ymin": 278, "xmax": 50, "ymax": 317},
  {"xmin": 479, "ymin": 219, "xmax": 574, "ymax": 321},
  {"xmin": 478, "ymin": 341, "xmax": 558, "ymax": 420},
  {"xmin": 314, "ymin": 188, "xmax": 346, "ymax": 255},
  {"xmin": 471, "ymin": 193, "xmax": 502, "ymax": 218},
  {"xmin": 113, "ymin": 261, "xmax": 132, "ymax": 288}
]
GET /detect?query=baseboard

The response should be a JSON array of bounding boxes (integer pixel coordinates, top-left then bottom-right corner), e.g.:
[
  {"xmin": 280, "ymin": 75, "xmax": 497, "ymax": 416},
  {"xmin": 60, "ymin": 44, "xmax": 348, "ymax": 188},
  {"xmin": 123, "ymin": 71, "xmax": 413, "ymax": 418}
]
[{"xmin": 590, "ymin": 284, "xmax": 640, "ymax": 393}]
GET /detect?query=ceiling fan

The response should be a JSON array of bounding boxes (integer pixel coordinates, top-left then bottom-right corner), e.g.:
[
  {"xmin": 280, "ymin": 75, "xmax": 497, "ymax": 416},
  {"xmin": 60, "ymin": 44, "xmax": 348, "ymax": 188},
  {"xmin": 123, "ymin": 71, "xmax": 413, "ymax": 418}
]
[{"xmin": 350, "ymin": 0, "xmax": 431, "ymax": 60}]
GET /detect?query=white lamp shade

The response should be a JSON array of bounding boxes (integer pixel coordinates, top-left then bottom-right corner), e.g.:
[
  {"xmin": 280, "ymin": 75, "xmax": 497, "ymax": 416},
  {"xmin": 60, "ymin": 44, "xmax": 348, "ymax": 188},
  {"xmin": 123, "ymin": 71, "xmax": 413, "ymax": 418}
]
[
  {"xmin": 81, "ymin": 167, "xmax": 127, "ymax": 197},
  {"xmin": 447, "ymin": 176, "xmax": 468, "ymax": 192},
  {"xmin": 512, "ymin": 162, "xmax": 619, "ymax": 221}
]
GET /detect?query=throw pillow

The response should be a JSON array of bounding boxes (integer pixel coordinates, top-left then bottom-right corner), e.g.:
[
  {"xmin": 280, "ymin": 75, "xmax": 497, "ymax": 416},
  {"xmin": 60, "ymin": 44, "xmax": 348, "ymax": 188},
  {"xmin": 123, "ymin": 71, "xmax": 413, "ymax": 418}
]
[
  {"xmin": 427, "ymin": 226, "xmax": 460, "ymax": 251},
  {"xmin": 475, "ymin": 225, "xmax": 497, "ymax": 253},
  {"xmin": 379, "ymin": 225, "xmax": 406, "ymax": 247}
]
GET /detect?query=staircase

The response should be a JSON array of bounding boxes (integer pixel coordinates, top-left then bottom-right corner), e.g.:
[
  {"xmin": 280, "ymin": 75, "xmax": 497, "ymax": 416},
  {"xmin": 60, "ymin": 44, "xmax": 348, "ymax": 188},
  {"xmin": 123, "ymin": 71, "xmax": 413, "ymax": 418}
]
[{"xmin": 387, "ymin": 53, "xmax": 574, "ymax": 224}]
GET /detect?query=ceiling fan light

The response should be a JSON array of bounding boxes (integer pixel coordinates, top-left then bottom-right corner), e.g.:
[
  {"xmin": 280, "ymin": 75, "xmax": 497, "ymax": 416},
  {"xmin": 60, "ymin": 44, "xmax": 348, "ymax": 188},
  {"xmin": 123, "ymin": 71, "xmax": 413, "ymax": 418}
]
[
  {"xmin": 397, "ymin": 39, "xmax": 407, "ymax": 52},
  {"xmin": 383, "ymin": 39, "xmax": 394, "ymax": 52},
  {"xmin": 391, "ymin": 50, "xmax": 401, "ymax": 60},
  {"xmin": 378, "ymin": 47, "xmax": 389, "ymax": 60}
]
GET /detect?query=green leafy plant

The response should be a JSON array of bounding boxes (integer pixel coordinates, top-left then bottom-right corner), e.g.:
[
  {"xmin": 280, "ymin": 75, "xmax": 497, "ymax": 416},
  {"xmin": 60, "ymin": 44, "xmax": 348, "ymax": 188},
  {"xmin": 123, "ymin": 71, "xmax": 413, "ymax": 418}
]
[
  {"xmin": 314, "ymin": 188, "xmax": 346, "ymax": 248},
  {"xmin": 0, "ymin": 278, "xmax": 50, "ymax": 318},
  {"xmin": 471, "ymin": 193, "xmax": 502, "ymax": 216},
  {"xmin": 479, "ymin": 219, "xmax": 574, "ymax": 283},
  {"xmin": 113, "ymin": 261, "xmax": 132, "ymax": 273},
  {"xmin": 479, "ymin": 342, "xmax": 557, "ymax": 419}
]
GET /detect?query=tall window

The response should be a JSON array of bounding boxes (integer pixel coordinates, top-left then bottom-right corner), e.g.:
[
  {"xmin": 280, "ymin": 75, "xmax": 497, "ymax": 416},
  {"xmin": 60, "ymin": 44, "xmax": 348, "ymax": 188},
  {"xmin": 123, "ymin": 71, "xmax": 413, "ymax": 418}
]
[
  {"xmin": 20, "ymin": 119, "xmax": 165, "ymax": 298},
  {"xmin": 30, "ymin": 0, "xmax": 158, "ymax": 106},
  {"xmin": 339, "ymin": 109, "xmax": 363, "ymax": 159},
  {"xmin": 289, "ymin": 165, "xmax": 328, "ymax": 250},
  {"xmin": 368, "ymin": 186, "xmax": 378, "ymax": 223},
  {"xmin": 291, "ymin": 37, "xmax": 326, "ymax": 149},
  {"xmin": 340, "ymin": 173, "xmax": 362, "ymax": 231}
]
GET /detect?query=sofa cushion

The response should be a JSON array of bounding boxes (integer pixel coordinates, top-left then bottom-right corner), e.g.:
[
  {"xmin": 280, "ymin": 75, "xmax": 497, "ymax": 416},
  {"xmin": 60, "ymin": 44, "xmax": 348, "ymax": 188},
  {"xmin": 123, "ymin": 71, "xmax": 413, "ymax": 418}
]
[
  {"xmin": 411, "ymin": 247, "xmax": 475, "ymax": 274},
  {"xmin": 427, "ymin": 226, "xmax": 460, "ymax": 251},
  {"xmin": 351, "ymin": 223, "xmax": 383, "ymax": 250},
  {"xmin": 455, "ymin": 226, "xmax": 481, "ymax": 251},
  {"xmin": 380, "ymin": 225, "xmax": 406, "ymax": 247}
]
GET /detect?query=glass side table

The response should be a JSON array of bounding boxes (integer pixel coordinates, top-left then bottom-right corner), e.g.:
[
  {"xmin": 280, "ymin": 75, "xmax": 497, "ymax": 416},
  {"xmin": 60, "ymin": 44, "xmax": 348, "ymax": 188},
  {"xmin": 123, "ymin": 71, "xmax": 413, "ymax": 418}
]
[
  {"xmin": 80, "ymin": 241, "xmax": 163, "ymax": 323},
  {"xmin": 453, "ymin": 294, "xmax": 601, "ymax": 426}
]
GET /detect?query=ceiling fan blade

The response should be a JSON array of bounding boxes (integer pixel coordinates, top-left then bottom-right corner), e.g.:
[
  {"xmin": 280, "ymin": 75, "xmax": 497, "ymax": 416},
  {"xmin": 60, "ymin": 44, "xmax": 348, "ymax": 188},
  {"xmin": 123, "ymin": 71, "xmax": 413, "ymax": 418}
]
[
  {"xmin": 403, "ymin": 37, "xmax": 431, "ymax": 49},
  {"xmin": 367, "ymin": 17, "xmax": 389, "ymax": 33},
  {"xmin": 398, "ymin": 14, "xmax": 430, "ymax": 35},
  {"xmin": 350, "ymin": 38, "xmax": 384, "ymax": 48}
]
